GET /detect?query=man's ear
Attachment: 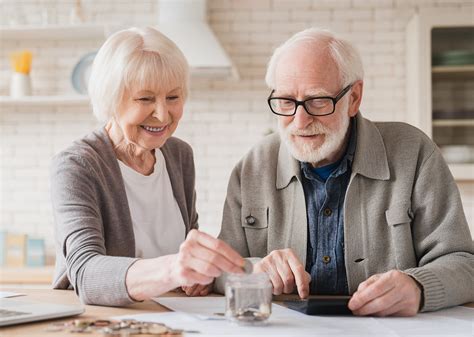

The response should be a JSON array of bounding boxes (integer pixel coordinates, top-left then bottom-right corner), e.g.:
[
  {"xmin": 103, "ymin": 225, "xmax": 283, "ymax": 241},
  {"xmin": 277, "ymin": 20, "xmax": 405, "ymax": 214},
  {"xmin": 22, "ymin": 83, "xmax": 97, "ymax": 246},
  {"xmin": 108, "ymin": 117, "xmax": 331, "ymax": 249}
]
[{"xmin": 348, "ymin": 80, "xmax": 363, "ymax": 117}]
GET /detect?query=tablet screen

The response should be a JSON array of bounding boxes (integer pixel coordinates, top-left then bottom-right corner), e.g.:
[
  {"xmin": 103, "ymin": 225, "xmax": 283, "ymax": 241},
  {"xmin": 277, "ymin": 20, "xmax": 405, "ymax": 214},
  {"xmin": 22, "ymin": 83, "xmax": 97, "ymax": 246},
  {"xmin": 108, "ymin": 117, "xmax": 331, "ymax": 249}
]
[{"xmin": 284, "ymin": 296, "xmax": 353, "ymax": 315}]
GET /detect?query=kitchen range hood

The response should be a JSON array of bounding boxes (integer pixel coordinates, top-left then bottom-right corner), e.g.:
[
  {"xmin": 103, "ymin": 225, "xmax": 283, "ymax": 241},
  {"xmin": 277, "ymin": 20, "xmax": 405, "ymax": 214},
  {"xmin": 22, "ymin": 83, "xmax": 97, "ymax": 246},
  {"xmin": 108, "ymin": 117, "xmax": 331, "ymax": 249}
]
[{"xmin": 156, "ymin": 0, "xmax": 238, "ymax": 78}]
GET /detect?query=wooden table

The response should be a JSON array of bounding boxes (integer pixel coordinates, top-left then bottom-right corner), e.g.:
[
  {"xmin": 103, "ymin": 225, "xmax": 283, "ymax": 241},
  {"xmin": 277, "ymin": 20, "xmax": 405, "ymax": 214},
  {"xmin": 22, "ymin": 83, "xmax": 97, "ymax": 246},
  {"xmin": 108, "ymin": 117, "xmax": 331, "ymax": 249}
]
[
  {"xmin": 1, "ymin": 288, "xmax": 473, "ymax": 336},
  {"xmin": 0, "ymin": 288, "xmax": 175, "ymax": 336}
]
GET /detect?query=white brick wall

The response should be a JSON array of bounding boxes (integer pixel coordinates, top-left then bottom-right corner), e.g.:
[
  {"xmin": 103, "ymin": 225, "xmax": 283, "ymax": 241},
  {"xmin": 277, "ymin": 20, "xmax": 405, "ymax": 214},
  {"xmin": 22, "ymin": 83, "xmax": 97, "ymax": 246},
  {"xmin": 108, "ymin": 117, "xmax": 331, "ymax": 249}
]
[{"xmin": 1, "ymin": 0, "xmax": 473, "ymax": 259}]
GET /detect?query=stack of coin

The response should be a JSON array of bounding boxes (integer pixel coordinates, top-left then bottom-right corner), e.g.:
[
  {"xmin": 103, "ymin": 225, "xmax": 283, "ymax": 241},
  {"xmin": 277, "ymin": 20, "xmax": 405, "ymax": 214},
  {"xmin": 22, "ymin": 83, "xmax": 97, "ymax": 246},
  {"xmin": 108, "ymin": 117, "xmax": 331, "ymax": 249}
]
[{"xmin": 45, "ymin": 318, "xmax": 198, "ymax": 336}]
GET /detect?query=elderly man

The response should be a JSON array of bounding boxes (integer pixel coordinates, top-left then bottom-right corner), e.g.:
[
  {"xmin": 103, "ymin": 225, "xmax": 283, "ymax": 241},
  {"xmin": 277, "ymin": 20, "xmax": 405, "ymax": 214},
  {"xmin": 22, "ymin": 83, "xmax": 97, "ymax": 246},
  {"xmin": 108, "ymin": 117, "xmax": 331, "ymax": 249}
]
[{"xmin": 217, "ymin": 28, "xmax": 473, "ymax": 316}]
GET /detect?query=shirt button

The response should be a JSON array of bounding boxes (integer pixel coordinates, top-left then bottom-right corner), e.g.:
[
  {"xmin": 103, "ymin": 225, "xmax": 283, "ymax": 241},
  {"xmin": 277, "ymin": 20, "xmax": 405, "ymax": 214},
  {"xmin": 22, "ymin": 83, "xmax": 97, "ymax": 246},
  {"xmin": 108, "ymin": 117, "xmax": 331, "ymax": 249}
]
[
  {"xmin": 323, "ymin": 208, "xmax": 332, "ymax": 216},
  {"xmin": 245, "ymin": 215, "xmax": 256, "ymax": 225},
  {"xmin": 322, "ymin": 255, "xmax": 331, "ymax": 264}
]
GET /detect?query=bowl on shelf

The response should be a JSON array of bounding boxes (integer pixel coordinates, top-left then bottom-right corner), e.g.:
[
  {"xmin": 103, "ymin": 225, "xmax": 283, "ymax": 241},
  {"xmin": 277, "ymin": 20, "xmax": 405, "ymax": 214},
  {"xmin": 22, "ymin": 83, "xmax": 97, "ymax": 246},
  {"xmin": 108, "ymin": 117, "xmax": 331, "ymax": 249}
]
[
  {"xmin": 432, "ymin": 50, "xmax": 474, "ymax": 66},
  {"xmin": 440, "ymin": 145, "xmax": 474, "ymax": 164},
  {"xmin": 71, "ymin": 51, "xmax": 97, "ymax": 95}
]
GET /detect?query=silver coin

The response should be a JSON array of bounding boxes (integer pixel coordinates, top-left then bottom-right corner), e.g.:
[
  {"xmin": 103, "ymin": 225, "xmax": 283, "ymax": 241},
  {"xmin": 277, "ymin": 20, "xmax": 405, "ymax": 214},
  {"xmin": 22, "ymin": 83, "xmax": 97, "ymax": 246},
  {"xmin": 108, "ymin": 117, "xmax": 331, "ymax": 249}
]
[{"xmin": 243, "ymin": 260, "xmax": 253, "ymax": 274}]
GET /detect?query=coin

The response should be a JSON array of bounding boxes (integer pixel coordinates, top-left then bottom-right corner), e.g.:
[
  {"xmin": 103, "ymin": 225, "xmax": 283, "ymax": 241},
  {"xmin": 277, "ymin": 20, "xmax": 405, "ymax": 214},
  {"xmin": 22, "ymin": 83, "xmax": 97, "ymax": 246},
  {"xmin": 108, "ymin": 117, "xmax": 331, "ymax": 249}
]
[
  {"xmin": 147, "ymin": 324, "xmax": 168, "ymax": 334},
  {"xmin": 94, "ymin": 319, "xmax": 112, "ymax": 327},
  {"xmin": 74, "ymin": 318, "xmax": 93, "ymax": 328},
  {"xmin": 243, "ymin": 260, "xmax": 253, "ymax": 274}
]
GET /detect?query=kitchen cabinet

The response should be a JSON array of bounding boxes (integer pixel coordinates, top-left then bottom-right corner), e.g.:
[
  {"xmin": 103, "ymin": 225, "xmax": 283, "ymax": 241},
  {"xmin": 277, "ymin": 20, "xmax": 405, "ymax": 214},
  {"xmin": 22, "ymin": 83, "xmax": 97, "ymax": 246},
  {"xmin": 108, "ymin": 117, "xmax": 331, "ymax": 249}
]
[{"xmin": 406, "ymin": 8, "xmax": 474, "ymax": 180}]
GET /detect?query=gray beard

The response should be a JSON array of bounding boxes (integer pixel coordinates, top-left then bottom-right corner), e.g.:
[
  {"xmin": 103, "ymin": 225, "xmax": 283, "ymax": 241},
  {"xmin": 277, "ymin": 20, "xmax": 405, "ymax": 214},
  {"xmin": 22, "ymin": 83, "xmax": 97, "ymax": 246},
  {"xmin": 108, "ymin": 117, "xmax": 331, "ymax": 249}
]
[{"xmin": 279, "ymin": 113, "xmax": 350, "ymax": 165}]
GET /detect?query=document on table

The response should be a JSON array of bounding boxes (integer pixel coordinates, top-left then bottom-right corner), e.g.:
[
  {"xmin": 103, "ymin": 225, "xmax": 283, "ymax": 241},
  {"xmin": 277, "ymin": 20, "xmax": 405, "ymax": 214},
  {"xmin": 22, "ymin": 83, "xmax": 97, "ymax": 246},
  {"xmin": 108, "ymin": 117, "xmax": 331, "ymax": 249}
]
[
  {"xmin": 0, "ymin": 291, "xmax": 25, "ymax": 298},
  {"xmin": 111, "ymin": 297, "xmax": 474, "ymax": 336}
]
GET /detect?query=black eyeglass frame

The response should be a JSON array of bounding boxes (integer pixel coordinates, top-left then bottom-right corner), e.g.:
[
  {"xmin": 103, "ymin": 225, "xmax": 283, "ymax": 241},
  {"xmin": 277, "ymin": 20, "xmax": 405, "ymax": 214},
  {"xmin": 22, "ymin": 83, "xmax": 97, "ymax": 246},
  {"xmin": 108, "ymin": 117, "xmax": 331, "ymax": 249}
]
[{"xmin": 267, "ymin": 83, "xmax": 354, "ymax": 117}]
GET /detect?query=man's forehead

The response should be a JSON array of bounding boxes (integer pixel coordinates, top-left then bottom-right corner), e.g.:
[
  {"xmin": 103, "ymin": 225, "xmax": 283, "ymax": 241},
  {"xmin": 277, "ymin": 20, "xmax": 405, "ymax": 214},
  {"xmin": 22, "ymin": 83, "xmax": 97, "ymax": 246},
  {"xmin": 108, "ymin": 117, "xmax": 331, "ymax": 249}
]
[
  {"xmin": 274, "ymin": 44, "xmax": 340, "ymax": 94},
  {"xmin": 274, "ymin": 67, "xmax": 339, "ymax": 96}
]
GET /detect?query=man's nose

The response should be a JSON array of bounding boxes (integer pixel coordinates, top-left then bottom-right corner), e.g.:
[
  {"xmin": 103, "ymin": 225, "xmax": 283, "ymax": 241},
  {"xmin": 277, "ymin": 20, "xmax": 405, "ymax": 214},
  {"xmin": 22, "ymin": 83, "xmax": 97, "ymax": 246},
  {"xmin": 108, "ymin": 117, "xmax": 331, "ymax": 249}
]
[{"xmin": 292, "ymin": 104, "xmax": 313, "ymax": 129}]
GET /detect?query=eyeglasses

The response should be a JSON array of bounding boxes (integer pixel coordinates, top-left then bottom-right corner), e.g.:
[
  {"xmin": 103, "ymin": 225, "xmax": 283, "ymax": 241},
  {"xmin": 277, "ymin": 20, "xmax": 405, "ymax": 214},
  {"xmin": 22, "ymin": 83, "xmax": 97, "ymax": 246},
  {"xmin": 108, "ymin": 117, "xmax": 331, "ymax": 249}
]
[{"xmin": 267, "ymin": 83, "xmax": 353, "ymax": 117}]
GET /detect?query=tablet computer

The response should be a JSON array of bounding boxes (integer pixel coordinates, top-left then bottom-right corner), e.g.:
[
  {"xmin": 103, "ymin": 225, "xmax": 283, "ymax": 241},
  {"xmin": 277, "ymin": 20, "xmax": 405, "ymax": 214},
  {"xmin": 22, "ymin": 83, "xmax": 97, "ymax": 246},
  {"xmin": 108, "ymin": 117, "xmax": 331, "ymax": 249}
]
[{"xmin": 284, "ymin": 296, "xmax": 353, "ymax": 315}]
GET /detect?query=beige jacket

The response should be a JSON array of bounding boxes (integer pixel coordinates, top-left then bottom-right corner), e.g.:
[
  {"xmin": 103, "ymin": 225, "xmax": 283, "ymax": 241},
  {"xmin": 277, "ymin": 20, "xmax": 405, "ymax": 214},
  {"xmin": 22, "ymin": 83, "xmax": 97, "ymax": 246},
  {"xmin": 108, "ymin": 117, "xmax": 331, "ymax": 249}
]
[{"xmin": 218, "ymin": 113, "xmax": 473, "ymax": 312}]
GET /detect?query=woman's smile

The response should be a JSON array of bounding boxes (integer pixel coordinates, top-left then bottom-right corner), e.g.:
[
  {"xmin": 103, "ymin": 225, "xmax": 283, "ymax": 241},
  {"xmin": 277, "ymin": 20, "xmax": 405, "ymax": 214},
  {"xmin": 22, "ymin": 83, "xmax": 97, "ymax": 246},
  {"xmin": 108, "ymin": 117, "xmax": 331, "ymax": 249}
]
[{"xmin": 140, "ymin": 124, "xmax": 169, "ymax": 136}]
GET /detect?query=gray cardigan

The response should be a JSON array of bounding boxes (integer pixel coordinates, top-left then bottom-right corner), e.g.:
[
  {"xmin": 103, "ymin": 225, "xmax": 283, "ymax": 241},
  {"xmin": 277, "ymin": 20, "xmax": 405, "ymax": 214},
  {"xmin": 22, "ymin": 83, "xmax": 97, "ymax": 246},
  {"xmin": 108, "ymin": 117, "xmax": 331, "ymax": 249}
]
[
  {"xmin": 51, "ymin": 127, "xmax": 198, "ymax": 306},
  {"xmin": 218, "ymin": 113, "xmax": 474, "ymax": 312}
]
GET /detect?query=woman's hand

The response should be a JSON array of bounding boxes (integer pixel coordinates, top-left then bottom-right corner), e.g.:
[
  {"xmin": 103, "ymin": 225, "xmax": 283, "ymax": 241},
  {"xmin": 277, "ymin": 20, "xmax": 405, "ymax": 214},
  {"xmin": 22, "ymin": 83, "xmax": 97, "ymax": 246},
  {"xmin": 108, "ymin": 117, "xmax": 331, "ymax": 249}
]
[
  {"xmin": 182, "ymin": 283, "xmax": 213, "ymax": 296},
  {"xmin": 126, "ymin": 229, "xmax": 244, "ymax": 301},
  {"xmin": 170, "ymin": 229, "xmax": 245, "ymax": 287}
]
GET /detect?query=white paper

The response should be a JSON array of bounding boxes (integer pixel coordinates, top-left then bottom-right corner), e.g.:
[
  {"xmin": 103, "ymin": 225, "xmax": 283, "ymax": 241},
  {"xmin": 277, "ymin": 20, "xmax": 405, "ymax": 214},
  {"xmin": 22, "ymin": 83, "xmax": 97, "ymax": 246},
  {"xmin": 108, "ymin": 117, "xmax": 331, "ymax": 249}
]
[
  {"xmin": 155, "ymin": 296, "xmax": 228, "ymax": 320},
  {"xmin": 114, "ymin": 310, "xmax": 388, "ymax": 336},
  {"xmin": 114, "ymin": 304, "xmax": 474, "ymax": 336},
  {"xmin": 111, "ymin": 297, "xmax": 472, "ymax": 337},
  {"xmin": 132, "ymin": 296, "xmax": 390, "ymax": 336},
  {"xmin": 0, "ymin": 291, "xmax": 25, "ymax": 298}
]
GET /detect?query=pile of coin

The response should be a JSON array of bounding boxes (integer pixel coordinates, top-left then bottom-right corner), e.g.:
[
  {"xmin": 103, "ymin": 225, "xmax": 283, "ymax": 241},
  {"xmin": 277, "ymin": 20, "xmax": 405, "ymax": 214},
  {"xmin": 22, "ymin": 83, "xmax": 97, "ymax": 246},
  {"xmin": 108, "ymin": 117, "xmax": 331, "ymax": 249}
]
[{"xmin": 46, "ymin": 318, "xmax": 198, "ymax": 336}]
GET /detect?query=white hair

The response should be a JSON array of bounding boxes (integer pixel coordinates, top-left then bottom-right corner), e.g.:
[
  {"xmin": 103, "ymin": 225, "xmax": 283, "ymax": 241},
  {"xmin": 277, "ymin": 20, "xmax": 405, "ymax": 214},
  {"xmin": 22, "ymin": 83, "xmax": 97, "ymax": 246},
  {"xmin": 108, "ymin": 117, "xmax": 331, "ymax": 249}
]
[
  {"xmin": 265, "ymin": 27, "xmax": 364, "ymax": 89},
  {"xmin": 88, "ymin": 27, "xmax": 189, "ymax": 123}
]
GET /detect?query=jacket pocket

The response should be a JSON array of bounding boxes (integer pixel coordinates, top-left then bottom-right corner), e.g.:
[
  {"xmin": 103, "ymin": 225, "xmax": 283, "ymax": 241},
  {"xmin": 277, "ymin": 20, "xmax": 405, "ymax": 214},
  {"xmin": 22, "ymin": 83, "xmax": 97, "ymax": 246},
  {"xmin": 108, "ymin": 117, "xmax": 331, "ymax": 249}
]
[
  {"xmin": 385, "ymin": 205, "xmax": 416, "ymax": 270},
  {"xmin": 385, "ymin": 206, "xmax": 412, "ymax": 226},
  {"xmin": 241, "ymin": 206, "xmax": 268, "ymax": 257},
  {"xmin": 241, "ymin": 207, "xmax": 268, "ymax": 229}
]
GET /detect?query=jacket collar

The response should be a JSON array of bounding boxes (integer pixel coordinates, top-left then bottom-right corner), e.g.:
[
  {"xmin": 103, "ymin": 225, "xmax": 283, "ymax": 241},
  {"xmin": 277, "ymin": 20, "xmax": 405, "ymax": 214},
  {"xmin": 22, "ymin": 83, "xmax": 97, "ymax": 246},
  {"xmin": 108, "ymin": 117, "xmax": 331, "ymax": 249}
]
[
  {"xmin": 351, "ymin": 113, "xmax": 390, "ymax": 180},
  {"xmin": 276, "ymin": 112, "xmax": 390, "ymax": 189}
]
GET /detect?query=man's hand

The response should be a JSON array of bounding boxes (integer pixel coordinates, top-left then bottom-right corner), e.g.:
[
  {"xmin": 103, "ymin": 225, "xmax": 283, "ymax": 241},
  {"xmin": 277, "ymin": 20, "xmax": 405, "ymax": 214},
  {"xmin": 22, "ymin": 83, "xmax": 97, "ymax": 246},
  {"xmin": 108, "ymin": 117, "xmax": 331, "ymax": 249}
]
[
  {"xmin": 254, "ymin": 248, "xmax": 311, "ymax": 298},
  {"xmin": 348, "ymin": 270, "xmax": 422, "ymax": 317}
]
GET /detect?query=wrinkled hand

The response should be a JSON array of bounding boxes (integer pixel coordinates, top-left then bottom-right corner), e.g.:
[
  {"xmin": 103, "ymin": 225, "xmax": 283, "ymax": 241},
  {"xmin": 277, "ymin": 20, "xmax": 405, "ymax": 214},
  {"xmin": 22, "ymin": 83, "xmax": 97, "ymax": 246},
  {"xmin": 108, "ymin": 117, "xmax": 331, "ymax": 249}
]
[
  {"xmin": 182, "ymin": 283, "xmax": 213, "ymax": 297},
  {"xmin": 254, "ymin": 248, "xmax": 311, "ymax": 298},
  {"xmin": 171, "ymin": 229, "xmax": 244, "ymax": 287},
  {"xmin": 348, "ymin": 270, "xmax": 422, "ymax": 316}
]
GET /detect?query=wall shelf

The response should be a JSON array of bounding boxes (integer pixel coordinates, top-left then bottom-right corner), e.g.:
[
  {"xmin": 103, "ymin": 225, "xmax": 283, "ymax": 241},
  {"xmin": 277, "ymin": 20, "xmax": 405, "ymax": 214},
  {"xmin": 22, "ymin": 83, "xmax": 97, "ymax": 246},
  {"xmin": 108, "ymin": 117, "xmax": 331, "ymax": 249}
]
[
  {"xmin": 432, "ymin": 65, "xmax": 474, "ymax": 80},
  {"xmin": 449, "ymin": 164, "xmax": 474, "ymax": 181},
  {"xmin": 433, "ymin": 119, "xmax": 474, "ymax": 127},
  {"xmin": 0, "ymin": 95, "xmax": 90, "ymax": 106},
  {"xmin": 0, "ymin": 24, "xmax": 107, "ymax": 40}
]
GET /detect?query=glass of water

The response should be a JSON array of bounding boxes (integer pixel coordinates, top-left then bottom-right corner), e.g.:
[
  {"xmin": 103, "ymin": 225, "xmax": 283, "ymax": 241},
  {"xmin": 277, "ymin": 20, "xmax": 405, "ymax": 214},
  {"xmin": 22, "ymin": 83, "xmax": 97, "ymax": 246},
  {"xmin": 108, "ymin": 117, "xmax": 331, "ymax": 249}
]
[{"xmin": 225, "ymin": 272, "xmax": 272, "ymax": 325}]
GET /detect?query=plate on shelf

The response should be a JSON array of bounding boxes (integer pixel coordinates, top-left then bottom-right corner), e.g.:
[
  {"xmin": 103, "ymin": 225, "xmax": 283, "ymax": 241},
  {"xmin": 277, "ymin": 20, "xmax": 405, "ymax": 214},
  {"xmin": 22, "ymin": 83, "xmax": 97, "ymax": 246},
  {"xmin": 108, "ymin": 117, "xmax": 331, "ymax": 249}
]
[
  {"xmin": 433, "ymin": 110, "xmax": 474, "ymax": 119},
  {"xmin": 432, "ymin": 50, "xmax": 474, "ymax": 66},
  {"xmin": 440, "ymin": 145, "xmax": 474, "ymax": 164},
  {"xmin": 71, "ymin": 51, "xmax": 97, "ymax": 95}
]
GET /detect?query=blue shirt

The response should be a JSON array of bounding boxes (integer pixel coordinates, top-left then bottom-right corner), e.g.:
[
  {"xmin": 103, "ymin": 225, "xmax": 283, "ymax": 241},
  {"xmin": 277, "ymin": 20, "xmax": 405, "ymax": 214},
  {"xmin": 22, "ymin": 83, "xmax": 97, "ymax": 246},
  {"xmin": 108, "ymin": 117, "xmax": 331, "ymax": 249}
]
[{"xmin": 300, "ymin": 118, "xmax": 357, "ymax": 295}]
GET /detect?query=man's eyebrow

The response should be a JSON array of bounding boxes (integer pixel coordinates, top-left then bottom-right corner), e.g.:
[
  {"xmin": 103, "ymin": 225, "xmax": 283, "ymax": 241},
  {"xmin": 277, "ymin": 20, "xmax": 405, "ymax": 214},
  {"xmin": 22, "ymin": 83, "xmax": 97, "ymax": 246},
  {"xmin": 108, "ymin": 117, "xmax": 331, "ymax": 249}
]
[
  {"xmin": 305, "ymin": 89, "xmax": 332, "ymax": 97},
  {"xmin": 273, "ymin": 89, "xmax": 332, "ymax": 98}
]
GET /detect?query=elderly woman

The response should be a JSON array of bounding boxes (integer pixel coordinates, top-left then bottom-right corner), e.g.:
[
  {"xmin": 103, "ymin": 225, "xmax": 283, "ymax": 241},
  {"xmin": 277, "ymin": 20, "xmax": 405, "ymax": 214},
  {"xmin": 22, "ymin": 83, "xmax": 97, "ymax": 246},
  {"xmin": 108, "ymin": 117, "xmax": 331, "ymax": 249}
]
[{"xmin": 51, "ymin": 27, "xmax": 244, "ymax": 306}]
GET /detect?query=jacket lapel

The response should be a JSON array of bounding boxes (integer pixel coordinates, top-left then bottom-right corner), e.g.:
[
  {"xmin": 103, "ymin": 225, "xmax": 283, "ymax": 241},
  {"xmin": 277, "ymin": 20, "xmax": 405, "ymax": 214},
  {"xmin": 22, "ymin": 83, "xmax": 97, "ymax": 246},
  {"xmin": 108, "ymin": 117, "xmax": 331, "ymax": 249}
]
[
  {"xmin": 344, "ymin": 113, "xmax": 391, "ymax": 292},
  {"xmin": 352, "ymin": 114, "xmax": 390, "ymax": 181},
  {"xmin": 161, "ymin": 142, "xmax": 191, "ymax": 232}
]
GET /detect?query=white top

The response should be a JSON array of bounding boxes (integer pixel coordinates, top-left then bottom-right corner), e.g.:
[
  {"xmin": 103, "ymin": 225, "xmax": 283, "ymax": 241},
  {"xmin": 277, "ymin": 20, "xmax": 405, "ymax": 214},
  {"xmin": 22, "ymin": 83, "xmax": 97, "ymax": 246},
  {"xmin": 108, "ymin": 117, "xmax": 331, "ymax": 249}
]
[{"xmin": 118, "ymin": 149, "xmax": 185, "ymax": 259}]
